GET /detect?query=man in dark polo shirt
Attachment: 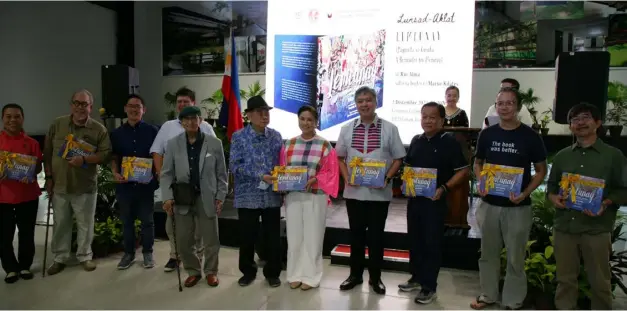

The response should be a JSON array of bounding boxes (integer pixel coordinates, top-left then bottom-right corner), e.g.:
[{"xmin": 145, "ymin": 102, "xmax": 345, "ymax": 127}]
[
  {"xmin": 547, "ymin": 103, "xmax": 627, "ymax": 310},
  {"xmin": 110, "ymin": 94, "xmax": 159, "ymax": 270},
  {"xmin": 398, "ymin": 102, "xmax": 469, "ymax": 304},
  {"xmin": 470, "ymin": 88, "xmax": 547, "ymax": 310}
]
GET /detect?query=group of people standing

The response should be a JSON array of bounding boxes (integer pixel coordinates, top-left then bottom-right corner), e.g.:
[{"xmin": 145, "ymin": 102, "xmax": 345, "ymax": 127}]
[{"xmin": 0, "ymin": 79, "xmax": 625, "ymax": 311}]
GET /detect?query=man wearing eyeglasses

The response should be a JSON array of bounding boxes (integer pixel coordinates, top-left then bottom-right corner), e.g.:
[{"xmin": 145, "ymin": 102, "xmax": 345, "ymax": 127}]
[
  {"xmin": 43, "ymin": 89, "xmax": 112, "ymax": 275},
  {"xmin": 547, "ymin": 103, "xmax": 627, "ymax": 310},
  {"xmin": 150, "ymin": 87, "xmax": 216, "ymax": 273},
  {"xmin": 110, "ymin": 95, "xmax": 159, "ymax": 270},
  {"xmin": 470, "ymin": 88, "xmax": 547, "ymax": 310},
  {"xmin": 482, "ymin": 78, "xmax": 534, "ymax": 128}
]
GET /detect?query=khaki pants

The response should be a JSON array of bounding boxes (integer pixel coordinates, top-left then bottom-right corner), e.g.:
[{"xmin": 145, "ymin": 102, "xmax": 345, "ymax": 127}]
[
  {"xmin": 554, "ymin": 230, "xmax": 612, "ymax": 310},
  {"xmin": 51, "ymin": 193, "xmax": 97, "ymax": 263}
]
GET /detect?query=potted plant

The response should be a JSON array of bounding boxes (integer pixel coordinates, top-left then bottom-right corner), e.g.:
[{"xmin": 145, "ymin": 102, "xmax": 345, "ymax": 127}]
[
  {"xmin": 164, "ymin": 92, "xmax": 177, "ymax": 120},
  {"xmin": 520, "ymin": 88, "xmax": 541, "ymax": 131},
  {"xmin": 539, "ymin": 109, "xmax": 552, "ymax": 135},
  {"xmin": 201, "ymin": 89, "xmax": 225, "ymax": 125},
  {"xmin": 605, "ymin": 81, "xmax": 627, "ymax": 138}
]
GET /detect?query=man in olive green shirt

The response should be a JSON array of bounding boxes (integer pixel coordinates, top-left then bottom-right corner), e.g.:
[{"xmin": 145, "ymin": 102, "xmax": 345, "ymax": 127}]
[
  {"xmin": 43, "ymin": 89, "xmax": 111, "ymax": 275},
  {"xmin": 547, "ymin": 103, "xmax": 627, "ymax": 310}
]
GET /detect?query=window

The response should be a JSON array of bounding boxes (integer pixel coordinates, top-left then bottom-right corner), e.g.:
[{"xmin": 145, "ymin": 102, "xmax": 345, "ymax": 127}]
[{"xmin": 474, "ymin": 1, "xmax": 627, "ymax": 68}]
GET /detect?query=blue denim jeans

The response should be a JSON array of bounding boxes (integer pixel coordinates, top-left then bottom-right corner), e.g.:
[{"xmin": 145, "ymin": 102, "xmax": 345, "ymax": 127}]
[{"xmin": 118, "ymin": 192, "xmax": 155, "ymax": 255}]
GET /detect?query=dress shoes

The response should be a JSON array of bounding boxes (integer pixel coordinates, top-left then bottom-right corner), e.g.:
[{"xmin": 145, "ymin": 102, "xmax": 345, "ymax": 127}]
[
  {"xmin": 206, "ymin": 274, "xmax": 219, "ymax": 287},
  {"xmin": 339, "ymin": 276, "xmax": 363, "ymax": 291},
  {"xmin": 369, "ymin": 279, "xmax": 386, "ymax": 295}
]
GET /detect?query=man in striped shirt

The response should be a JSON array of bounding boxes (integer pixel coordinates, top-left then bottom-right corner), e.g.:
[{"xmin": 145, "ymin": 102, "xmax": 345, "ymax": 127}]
[{"xmin": 335, "ymin": 86, "xmax": 406, "ymax": 295}]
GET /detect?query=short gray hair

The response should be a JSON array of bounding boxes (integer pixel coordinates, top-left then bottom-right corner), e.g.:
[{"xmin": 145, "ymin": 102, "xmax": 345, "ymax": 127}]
[
  {"xmin": 70, "ymin": 89, "xmax": 95, "ymax": 104},
  {"xmin": 354, "ymin": 86, "xmax": 377, "ymax": 104}
]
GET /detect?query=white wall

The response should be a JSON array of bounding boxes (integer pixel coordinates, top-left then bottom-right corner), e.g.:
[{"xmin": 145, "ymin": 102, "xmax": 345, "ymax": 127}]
[
  {"xmin": 135, "ymin": 2, "xmax": 627, "ymax": 137},
  {"xmin": 0, "ymin": 1, "xmax": 116, "ymax": 135}
]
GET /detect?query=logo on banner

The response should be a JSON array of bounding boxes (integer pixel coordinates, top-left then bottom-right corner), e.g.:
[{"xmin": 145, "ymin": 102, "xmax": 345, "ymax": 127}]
[{"xmin": 309, "ymin": 9, "xmax": 319, "ymax": 22}]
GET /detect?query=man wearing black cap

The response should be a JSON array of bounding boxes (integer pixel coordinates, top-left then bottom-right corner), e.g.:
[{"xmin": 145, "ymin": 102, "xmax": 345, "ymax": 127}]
[
  {"xmin": 229, "ymin": 95, "xmax": 284, "ymax": 287},
  {"xmin": 160, "ymin": 106, "xmax": 228, "ymax": 288}
]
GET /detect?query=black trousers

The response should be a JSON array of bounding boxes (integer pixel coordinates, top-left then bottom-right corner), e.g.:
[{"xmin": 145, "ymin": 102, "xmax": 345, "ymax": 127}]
[
  {"xmin": 238, "ymin": 207, "xmax": 281, "ymax": 279},
  {"xmin": 0, "ymin": 199, "xmax": 39, "ymax": 273},
  {"xmin": 407, "ymin": 197, "xmax": 447, "ymax": 292},
  {"xmin": 345, "ymin": 199, "xmax": 390, "ymax": 281}
]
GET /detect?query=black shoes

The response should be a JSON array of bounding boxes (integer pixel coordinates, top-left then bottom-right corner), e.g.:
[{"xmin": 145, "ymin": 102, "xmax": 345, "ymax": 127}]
[
  {"xmin": 369, "ymin": 279, "xmax": 386, "ymax": 295},
  {"xmin": 267, "ymin": 277, "xmax": 281, "ymax": 288},
  {"xmin": 339, "ymin": 276, "xmax": 363, "ymax": 291},
  {"xmin": 238, "ymin": 275, "xmax": 256, "ymax": 287}
]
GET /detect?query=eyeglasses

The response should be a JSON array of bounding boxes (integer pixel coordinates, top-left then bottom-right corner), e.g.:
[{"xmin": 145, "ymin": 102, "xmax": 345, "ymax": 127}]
[
  {"xmin": 495, "ymin": 101, "xmax": 517, "ymax": 107},
  {"xmin": 570, "ymin": 115, "xmax": 593, "ymax": 124},
  {"xmin": 72, "ymin": 101, "xmax": 90, "ymax": 108}
]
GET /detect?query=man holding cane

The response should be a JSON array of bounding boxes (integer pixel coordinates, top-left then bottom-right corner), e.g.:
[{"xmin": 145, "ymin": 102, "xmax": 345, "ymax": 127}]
[{"xmin": 160, "ymin": 106, "xmax": 228, "ymax": 288}]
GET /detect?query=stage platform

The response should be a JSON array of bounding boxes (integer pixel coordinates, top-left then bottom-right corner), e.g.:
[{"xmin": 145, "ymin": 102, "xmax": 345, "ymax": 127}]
[{"xmin": 153, "ymin": 196, "xmax": 482, "ymax": 273}]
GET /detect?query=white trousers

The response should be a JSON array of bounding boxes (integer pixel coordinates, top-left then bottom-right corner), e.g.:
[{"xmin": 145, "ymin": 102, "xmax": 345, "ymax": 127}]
[{"xmin": 285, "ymin": 191, "xmax": 327, "ymax": 287}]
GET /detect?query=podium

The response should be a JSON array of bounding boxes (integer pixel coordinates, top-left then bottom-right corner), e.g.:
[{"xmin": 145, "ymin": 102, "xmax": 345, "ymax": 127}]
[{"xmin": 442, "ymin": 127, "xmax": 481, "ymax": 227}]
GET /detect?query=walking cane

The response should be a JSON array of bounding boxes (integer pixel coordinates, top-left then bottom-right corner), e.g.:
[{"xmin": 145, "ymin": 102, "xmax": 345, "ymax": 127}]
[
  {"xmin": 42, "ymin": 199, "xmax": 52, "ymax": 277},
  {"xmin": 171, "ymin": 207, "xmax": 183, "ymax": 292}
]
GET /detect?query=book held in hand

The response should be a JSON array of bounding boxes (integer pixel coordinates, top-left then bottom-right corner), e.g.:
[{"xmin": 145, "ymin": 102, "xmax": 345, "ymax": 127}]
[
  {"xmin": 57, "ymin": 134, "xmax": 96, "ymax": 168},
  {"xmin": 401, "ymin": 167, "xmax": 438, "ymax": 198},
  {"xmin": 559, "ymin": 173, "xmax": 605, "ymax": 214},
  {"xmin": 0, "ymin": 151, "xmax": 38, "ymax": 183},
  {"xmin": 348, "ymin": 157, "xmax": 386, "ymax": 188},
  {"xmin": 479, "ymin": 163, "xmax": 524, "ymax": 198},
  {"xmin": 272, "ymin": 166, "xmax": 308, "ymax": 191},
  {"xmin": 121, "ymin": 157, "xmax": 153, "ymax": 184}
]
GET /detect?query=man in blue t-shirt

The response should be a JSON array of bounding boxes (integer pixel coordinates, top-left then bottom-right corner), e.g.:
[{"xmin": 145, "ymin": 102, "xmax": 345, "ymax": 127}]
[{"xmin": 470, "ymin": 88, "xmax": 548, "ymax": 310}]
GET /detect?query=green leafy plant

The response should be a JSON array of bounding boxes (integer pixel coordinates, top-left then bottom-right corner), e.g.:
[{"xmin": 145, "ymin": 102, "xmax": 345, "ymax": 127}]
[
  {"xmin": 606, "ymin": 81, "xmax": 627, "ymax": 126},
  {"xmin": 241, "ymin": 80, "xmax": 265, "ymax": 100},
  {"xmin": 520, "ymin": 88, "xmax": 541, "ymax": 128},
  {"xmin": 164, "ymin": 92, "xmax": 177, "ymax": 120},
  {"xmin": 540, "ymin": 109, "xmax": 552, "ymax": 129}
]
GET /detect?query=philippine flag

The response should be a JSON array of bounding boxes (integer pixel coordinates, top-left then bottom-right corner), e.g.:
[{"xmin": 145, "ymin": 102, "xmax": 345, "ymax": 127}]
[{"xmin": 218, "ymin": 29, "xmax": 244, "ymax": 141}]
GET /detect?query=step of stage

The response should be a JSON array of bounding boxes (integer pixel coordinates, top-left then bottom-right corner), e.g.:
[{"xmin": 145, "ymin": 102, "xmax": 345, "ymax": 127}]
[{"xmin": 330, "ymin": 244, "xmax": 410, "ymax": 272}]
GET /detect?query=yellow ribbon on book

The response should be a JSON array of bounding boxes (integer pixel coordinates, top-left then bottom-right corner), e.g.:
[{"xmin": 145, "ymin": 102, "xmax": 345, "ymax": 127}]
[
  {"xmin": 0, "ymin": 152, "xmax": 17, "ymax": 176},
  {"xmin": 271, "ymin": 166, "xmax": 307, "ymax": 191},
  {"xmin": 480, "ymin": 164, "xmax": 524, "ymax": 192},
  {"xmin": 559, "ymin": 174, "xmax": 605, "ymax": 203},
  {"xmin": 121, "ymin": 157, "xmax": 151, "ymax": 179},
  {"xmin": 61, "ymin": 134, "xmax": 78, "ymax": 159},
  {"xmin": 401, "ymin": 168, "xmax": 437, "ymax": 197},
  {"xmin": 348, "ymin": 157, "xmax": 386, "ymax": 184}
]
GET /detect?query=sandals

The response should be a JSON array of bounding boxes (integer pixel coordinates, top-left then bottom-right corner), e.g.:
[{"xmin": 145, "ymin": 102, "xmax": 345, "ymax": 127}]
[{"xmin": 470, "ymin": 295, "xmax": 496, "ymax": 310}]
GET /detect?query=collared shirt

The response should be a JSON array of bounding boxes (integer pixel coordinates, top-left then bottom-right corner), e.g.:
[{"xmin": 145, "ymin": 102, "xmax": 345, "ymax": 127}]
[
  {"xmin": 474, "ymin": 123, "xmax": 547, "ymax": 207},
  {"xmin": 0, "ymin": 130, "xmax": 42, "ymax": 204},
  {"xmin": 43, "ymin": 115, "xmax": 111, "ymax": 195},
  {"xmin": 548, "ymin": 139, "xmax": 627, "ymax": 235},
  {"xmin": 150, "ymin": 119, "xmax": 215, "ymax": 156},
  {"xmin": 186, "ymin": 131, "xmax": 204, "ymax": 190},
  {"xmin": 111, "ymin": 121, "xmax": 159, "ymax": 199},
  {"xmin": 405, "ymin": 131, "xmax": 469, "ymax": 202},
  {"xmin": 336, "ymin": 115, "xmax": 406, "ymax": 202},
  {"xmin": 229, "ymin": 125, "xmax": 283, "ymax": 209}
]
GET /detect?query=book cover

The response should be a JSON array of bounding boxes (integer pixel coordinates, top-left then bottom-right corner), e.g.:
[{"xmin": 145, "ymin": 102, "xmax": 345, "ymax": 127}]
[
  {"xmin": 317, "ymin": 30, "xmax": 386, "ymax": 130},
  {"xmin": 348, "ymin": 157, "xmax": 386, "ymax": 188},
  {"xmin": 479, "ymin": 163, "xmax": 524, "ymax": 198},
  {"xmin": 57, "ymin": 134, "xmax": 96, "ymax": 168},
  {"xmin": 559, "ymin": 173, "xmax": 605, "ymax": 214},
  {"xmin": 122, "ymin": 157, "xmax": 153, "ymax": 184},
  {"xmin": 0, "ymin": 151, "xmax": 38, "ymax": 183},
  {"xmin": 273, "ymin": 35, "xmax": 320, "ymax": 115},
  {"xmin": 272, "ymin": 166, "xmax": 308, "ymax": 191},
  {"xmin": 401, "ymin": 167, "xmax": 438, "ymax": 198}
]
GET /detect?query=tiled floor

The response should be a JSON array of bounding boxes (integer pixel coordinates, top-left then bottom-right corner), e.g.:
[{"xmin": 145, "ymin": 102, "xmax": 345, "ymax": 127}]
[{"xmin": 0, "ymin": 226, "xmax": 482, "ymax": 310}]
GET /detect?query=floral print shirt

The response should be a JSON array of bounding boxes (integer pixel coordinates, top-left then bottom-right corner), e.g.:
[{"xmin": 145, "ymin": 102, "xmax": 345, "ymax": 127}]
[{"xmin": 229, "ymin": 125, "xmax": 283, "ymax": 209}]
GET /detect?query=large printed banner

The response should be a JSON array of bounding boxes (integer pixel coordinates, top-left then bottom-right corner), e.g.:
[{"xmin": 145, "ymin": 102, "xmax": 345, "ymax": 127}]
[{"xmin": 266, "ymin": 0, "xmax": 475, "ymax": 143}]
